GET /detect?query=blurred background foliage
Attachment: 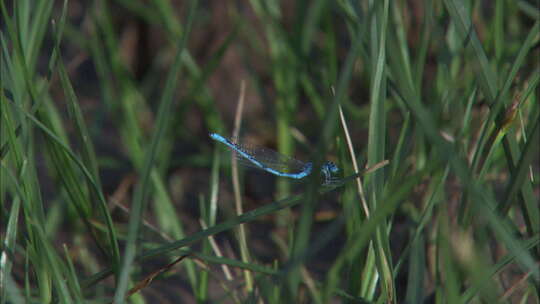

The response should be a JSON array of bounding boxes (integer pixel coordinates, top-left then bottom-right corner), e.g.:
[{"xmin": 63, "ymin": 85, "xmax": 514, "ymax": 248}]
[{"xmin": 1, "ymin": 0, "xmax": 539, "ymax": 303}]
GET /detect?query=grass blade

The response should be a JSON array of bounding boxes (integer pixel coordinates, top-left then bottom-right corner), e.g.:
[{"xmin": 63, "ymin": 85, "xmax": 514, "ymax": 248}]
[{"xmin": 113, "ymin": 1, "xmax": 199, "ymax": 302}]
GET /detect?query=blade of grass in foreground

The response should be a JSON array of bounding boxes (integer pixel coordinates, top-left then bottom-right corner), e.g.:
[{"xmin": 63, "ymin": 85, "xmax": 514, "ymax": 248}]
[
  {"xmin": 284, "ymin": 2, "xmax": 369, "ymax": 298},
  {"xmin": 324, "ymin": 163, "xmax": 429, "ymax": 303},
  {"xmin": 404, "ymin": 234, "xmax": 426, "ymax": 304},
  {"xmin": 461, "ymin": 235, "xmax": 540, "ymax": 302},
  {"xmin": 10, "ymin": 35, "xmax": 119, "ymax": 264},
  {"xmin": 7, "ymin": 97, "xmax": 121, "ymax": 275},
  {"xmin": 82, "ymin": 166, "xmax": 383, "ymax": 290},
  {"xmin": 500, "ymin": 114, "xmax": 540, "ymax": 213},
  {"xmin": 365, "ymin": 0, "xmax": 394, "ymax": 302},
  {"xmin": 396, "ymin": 92, "xmax": 540, "ymax": 287},
  {"xmin": 56, "ymin": 54, "xmax": 120, "ymax": 265},
  {"xmin": 62, "ymin": 245, "xmax": 85, "ymax": 302},
  {"xmin": 470, "ymin": 22, "xmax": 539, "ymax": 177},
  {"xmin": 113, "ymin": 1, "xmax": 199, "ymax": 302},
  {"xmin": 443, "ymin": 0, "xmax": 498, "ymax": 102},
  {"xmin": 2, "ymin": 161, "xmax": 74, "ymax": 303},
  {"xmin": 0, "ymin": 185, "xmax": 21, "ymax": 303}
]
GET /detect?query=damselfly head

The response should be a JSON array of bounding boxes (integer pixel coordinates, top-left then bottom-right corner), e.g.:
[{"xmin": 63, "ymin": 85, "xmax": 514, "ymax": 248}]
[{"xmin": 324, "ymin": 161, "xmax": 339, "ymax": 173}]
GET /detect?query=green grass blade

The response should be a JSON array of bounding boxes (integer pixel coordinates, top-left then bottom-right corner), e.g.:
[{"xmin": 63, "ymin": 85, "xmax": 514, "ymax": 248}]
[
  {"xmin": 365, "ymin": 1, "xmax": 392, "ymax": 301},
  {"xmin": 500, "ymin": 114, "xmax": 540, "ymax": 223},
  {"xmin": 404, "ymin": 234, "xmax": 425, "ymax": 304},
  {"xmin": 443, "ymin": 0, "xmax": 498, "ymax": 102},
  {"xmin": 62, "ymin": 245, "xmax": 85, "ymax": 303},
  {"xmin": 113, "ymin": 1, "xmax": 199, "ymax": 302},
  {"xmin": 471, "ymin": 21, "xmax": 539, "ymax": 174},
  {"xmin": 0, "ymin": 193, "xmax": 21, "ymax": 304},
  {"xmin": 8, "ymin": 98, "xmax": 121, "ymax": 262}
]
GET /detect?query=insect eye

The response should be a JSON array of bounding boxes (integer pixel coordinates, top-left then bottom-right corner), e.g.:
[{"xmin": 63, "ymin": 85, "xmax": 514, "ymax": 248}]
[{"xmin": 325, "ymin": 161, "xmax": 339, "ymax": 173}]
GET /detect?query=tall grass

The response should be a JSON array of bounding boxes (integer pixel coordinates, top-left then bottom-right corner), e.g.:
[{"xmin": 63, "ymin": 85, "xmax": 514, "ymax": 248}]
[{"xmin": 1, "ymin": 0, "xmax": 539, "ymax": 303}]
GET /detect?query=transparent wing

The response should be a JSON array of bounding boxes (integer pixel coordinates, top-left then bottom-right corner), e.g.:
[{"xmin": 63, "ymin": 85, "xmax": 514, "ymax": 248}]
[{"xmin": 230, "ymin": 140, "xmax": 309, "ymax": 175}]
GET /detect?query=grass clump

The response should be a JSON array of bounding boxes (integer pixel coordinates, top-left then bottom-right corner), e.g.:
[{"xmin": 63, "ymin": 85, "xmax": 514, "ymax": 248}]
[{"xmin": 1, "ymin": 1, "xmax": 538, "ymax": 303}]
